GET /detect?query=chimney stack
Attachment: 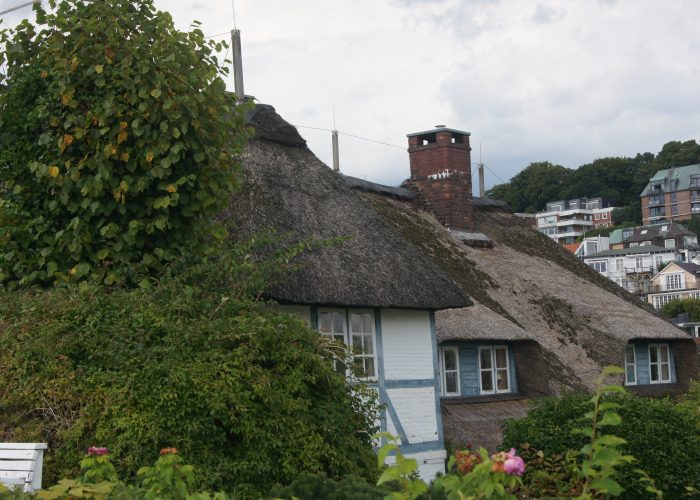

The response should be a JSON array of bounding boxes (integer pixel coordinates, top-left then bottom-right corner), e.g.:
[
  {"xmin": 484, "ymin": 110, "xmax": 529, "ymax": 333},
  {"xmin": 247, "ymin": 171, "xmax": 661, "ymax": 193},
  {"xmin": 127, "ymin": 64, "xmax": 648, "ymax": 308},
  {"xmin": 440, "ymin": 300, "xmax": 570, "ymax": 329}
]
[{"xmin": 407, "ymin": 126, "xmax": 473, "ymax": 229}]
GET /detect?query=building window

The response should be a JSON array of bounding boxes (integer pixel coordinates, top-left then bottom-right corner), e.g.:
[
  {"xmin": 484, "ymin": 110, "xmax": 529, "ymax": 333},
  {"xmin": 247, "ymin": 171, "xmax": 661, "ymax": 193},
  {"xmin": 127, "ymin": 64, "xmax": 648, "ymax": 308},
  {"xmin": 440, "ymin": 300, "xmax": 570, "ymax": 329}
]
[
  {"xmin": 665, "ymin": 239, "xmax": 675, "ymax": 249},
  {"xmin": 664, "ymin": 273, "xmax": 682, "ymax": 290},
  {"xmin": 625, "ymin": 345, "xmax": 637, "ymax": 385},
  {"xmin": 350, "ymin": 311, "xmax": 377, "ymax": 380},
  {"xmin": 318, "ymin": 309, "xmax": 348, "ymax": 374},
  {"xmin": 318, "ymin": 309, "xmax": 377, "ymax": 380},
  {"xmin": 635, "ymin": 257, "xmax": 644, "ymax": 268},
  {"xmin": 648, "ymin": 344, "xmax": 671, "ymax": 383},
  {"xmin": 652, "ymin": 294, "xmax": 681, "ymax": 309},
  {"xmin": 589, "ymin": 261, "xmax": 607, "ymax": 273},
  {"xmin": 655, "ymin": 256, "xmax": 662, "ymax": 268},
  {"xmin": 478, "ymin": 346, "xmax": 510, "ymax": 395},
  {"xmin": 439, "ymin": 347, "xmax": 460, "ymax": 397},
  {"xmin": 602, "ymin": 212, "xmax": 608, "ymax": 219},
  {"xmin": 616, "ymin": 259, "xmax": 623, "ymax": 271}
]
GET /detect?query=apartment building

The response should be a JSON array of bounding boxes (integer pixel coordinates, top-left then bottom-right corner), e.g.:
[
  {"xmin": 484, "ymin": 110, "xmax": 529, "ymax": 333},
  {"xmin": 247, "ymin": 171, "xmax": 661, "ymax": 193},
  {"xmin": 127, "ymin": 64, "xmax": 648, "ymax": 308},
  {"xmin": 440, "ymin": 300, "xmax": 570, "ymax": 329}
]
[
  {"xmin": 536, "ymin": 197, "xmax": 615, "ymax": 244},
  {"xmin": 640, "ymin": 164, "xmax": 700, "ymax": 224}
]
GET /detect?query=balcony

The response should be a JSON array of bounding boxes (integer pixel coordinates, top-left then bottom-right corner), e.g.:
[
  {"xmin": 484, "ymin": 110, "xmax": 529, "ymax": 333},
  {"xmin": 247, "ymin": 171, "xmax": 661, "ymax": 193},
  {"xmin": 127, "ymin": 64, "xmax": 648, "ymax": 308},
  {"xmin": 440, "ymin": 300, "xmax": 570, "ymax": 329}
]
[
  {"xmin": 625, "ymin": 266, "xmax": 654, "ymax": 275},
  {"xmin": 648, "ymin": 196, "xmax": 664, "ymax": 206}
]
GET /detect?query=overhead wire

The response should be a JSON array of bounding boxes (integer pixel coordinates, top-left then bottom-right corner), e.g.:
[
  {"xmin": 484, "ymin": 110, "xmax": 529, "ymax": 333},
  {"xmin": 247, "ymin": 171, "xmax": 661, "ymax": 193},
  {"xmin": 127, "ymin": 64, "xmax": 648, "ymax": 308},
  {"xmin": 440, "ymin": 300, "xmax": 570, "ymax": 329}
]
[{"xmin": 295, "ymin": 124, "xmax": 405, "ymax": 150}]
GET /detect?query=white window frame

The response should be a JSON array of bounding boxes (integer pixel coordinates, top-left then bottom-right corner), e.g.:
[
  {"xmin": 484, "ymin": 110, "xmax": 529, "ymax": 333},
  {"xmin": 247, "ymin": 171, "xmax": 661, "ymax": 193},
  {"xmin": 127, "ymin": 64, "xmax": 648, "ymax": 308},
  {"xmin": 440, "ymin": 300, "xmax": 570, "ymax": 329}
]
[
  {"xmin": 648, "ymin": 343, "xmax": 672, "ymax": 384},
  {"xmin": 478, "ymin": 345, "xmax": 511, "ymax": 395},
  {"xmin": 624, "ymin": 345, "xmax": 637, "ymax": 386},
  {"xmin": 664, "ymin": 273, "xmax": 683, "ymax": 291},
  {"xmin": 348, "ymin": 309, "xmax": 378, "ymax": 382},
  {"xmin": 318, "ymin": 308, "xmax": 349, "ymax": 374},
  {"xmin": 439, "ymin": 347, "xmax": 461, "ymax": 397},
  {"xmin": 317, "ymin": 308, "xmax": 378, "ymax": 381}
]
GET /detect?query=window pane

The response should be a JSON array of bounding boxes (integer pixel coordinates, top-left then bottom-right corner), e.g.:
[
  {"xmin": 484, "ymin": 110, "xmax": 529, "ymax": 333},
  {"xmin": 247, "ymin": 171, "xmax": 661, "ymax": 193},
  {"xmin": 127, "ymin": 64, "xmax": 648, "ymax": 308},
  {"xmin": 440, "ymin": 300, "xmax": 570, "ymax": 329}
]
[
  {"xmin": 361, "ymin": 314, "xmax": 372, "ymax": 333},
  {"xmin": 350, "ymin": 314, "xmax": 361, "ymax": 333},
  {"xmin": 480, "ymin": 349, "xmax": 492, "ymax": 369},
  {"xmin": 481, "ymin": 371, "xmax": 493, "ymax": 392},
  {"xmin": 444, "ymin": 349, "xmax": 457, "ymax": 370},
  {"xmin": 333, "ymin": 312, "xmax": 345, "ymax": 333},
  {"xmin": 333, "ymin": 334, "xmax": 344, "ymax": 343},
  {"xmin": 651, "ymin": 364, "xmax": 659, "ymax": 382},
  {"xmin": 495, "ymin": 348, "xmax": 507, "ymax": 369},
  {"xmin": 446, "ymin": 372, "xmax": 457, "ymax": 394},
  {"xmin": 649, "ymin": 346, "xmax": 658, "ymax": 363},
  {"xmin": 661, "ymin": 364, "xmax": 670, "ymax": 381},
  {"xmin": 659, "ymin": 345, "xmax": 669, "ymax": 363},
  {"xmin": 319, "ymin": 312, "xmax": 331, "ymax": 333},
  {"xmin": 363, "ymin": 335, "xmax": 373, "ymax": 355},
  {"xmin": 625, "ymin": 346, "xmax": 635, "ymax": 364},
  {"xmin": 626, "ymin": 366, "xmax": 635, "ymax": 383},
  {"xmin": 352, "ymin": 334, "xmax": 362, "ymax": 350},
  {"xmin": 496, "ymin": 369, "xmax": 509, "ymax": 391},
  {"xmin": 364, "ymin": 357, "xmax": 375, "ymax": 378}
]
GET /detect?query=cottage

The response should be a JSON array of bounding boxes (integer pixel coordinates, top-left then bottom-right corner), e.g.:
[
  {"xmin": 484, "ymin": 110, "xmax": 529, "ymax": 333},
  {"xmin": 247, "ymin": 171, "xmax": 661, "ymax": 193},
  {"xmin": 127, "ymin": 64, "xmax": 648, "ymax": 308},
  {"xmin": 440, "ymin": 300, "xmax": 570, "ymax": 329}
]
[
  {"xmin": 221, "ymin": 104, "xmax": 471, "ymax": 479},
  {"xmin": 226, "ymin": 103, "xmax": 697, "ymax": 463}
]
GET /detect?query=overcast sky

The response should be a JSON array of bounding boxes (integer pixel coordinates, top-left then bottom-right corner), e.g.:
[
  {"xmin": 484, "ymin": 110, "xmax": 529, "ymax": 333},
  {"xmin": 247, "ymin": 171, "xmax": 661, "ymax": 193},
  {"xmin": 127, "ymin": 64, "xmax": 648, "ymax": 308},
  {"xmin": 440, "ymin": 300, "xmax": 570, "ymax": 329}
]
[{"xmin": 3, "ymin": 0, "xmax": 700, "ymax": 192}]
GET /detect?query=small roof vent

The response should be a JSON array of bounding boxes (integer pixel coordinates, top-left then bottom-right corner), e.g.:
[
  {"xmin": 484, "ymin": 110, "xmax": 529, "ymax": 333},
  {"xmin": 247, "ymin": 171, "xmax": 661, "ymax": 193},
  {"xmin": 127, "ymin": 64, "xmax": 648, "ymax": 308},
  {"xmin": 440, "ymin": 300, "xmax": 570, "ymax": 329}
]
[{"xmin": 435, "ymin": 124, "xmax": 446, "ymax": 128}]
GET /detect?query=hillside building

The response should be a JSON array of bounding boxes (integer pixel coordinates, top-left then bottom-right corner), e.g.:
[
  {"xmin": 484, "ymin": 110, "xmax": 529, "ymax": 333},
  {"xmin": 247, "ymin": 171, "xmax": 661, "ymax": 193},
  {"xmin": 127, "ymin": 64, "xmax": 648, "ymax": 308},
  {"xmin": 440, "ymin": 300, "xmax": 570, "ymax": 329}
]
[
  {"xmin": 640, "ymin": 164, "xmax": 700, "ymax": 224},
  {"xmin": 536, "ymin": 197, "xmax": 615, "ymax": 244}
]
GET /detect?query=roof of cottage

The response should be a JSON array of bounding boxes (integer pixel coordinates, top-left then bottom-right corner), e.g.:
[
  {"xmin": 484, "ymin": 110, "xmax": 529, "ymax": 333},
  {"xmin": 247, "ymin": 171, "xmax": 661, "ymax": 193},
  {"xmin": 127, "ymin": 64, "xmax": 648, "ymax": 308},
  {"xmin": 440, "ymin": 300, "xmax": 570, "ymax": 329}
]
[
  {"xmin": 436, "ymin": 303, "xmax": 533, "ymax": 343},
  {"xmin": 218, "ymin": 104, "xmax": 471, "ymax": 310}
]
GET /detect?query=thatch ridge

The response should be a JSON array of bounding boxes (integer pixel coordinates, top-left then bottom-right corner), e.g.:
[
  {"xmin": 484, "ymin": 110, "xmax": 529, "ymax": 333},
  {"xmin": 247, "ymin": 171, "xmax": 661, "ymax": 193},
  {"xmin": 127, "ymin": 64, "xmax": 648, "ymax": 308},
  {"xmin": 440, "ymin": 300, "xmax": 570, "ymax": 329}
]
[{"xmin": 220, "ymin": 104, "xmax": 470, "ymax": 310}]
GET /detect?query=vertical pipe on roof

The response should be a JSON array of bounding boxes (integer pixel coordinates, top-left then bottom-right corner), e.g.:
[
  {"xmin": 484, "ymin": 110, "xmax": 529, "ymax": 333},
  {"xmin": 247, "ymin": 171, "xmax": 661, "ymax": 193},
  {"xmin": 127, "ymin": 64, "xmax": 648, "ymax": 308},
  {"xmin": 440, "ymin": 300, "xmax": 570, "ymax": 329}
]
[
  {"xmin": 332, "ymin": 130, "xmax": 340, "ymax": 171},
  {"xmin": 478, "ymin": 163, "xmax": 485, "ymax": 197},
  {"xmin": 231, "ymin": 29, "xmax": 245, "ymax": 101}
]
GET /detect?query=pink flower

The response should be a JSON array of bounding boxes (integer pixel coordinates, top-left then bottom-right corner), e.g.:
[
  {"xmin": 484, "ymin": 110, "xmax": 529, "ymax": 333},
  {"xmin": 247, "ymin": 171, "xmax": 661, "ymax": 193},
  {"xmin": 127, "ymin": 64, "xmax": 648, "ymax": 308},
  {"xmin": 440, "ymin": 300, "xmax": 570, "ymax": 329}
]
[
  {"xmin": 87, "ymin": 446, "xmax": 109, "ymax": 457},
  {"xmin": 503, "ymin": 448, "xmax": 525, "ymax": 476}
]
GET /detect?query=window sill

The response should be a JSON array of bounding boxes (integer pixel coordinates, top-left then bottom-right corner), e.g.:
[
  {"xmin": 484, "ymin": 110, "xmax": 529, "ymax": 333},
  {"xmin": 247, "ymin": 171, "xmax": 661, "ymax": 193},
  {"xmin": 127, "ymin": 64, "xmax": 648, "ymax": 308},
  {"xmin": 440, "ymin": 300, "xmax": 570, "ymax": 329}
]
[
  {"xmin": 626, "ymin": 383, "xmax": 682, "ymax": 396},
  {"xmin": 440, "ymin": 393, "xmax": 525, "ymax": 405}
]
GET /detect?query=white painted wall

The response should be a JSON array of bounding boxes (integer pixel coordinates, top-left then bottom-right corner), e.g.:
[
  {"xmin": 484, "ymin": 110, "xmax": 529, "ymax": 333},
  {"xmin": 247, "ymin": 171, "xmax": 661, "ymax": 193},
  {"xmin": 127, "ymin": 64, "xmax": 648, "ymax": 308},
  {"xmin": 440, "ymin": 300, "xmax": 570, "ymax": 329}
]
[
  {"xmin": 387, "ymin": 387, "xmax": 439, "ymax": 443},
  {"xmin": 381, "ymin": 309, "xmax": 433, "ymax": 380}
]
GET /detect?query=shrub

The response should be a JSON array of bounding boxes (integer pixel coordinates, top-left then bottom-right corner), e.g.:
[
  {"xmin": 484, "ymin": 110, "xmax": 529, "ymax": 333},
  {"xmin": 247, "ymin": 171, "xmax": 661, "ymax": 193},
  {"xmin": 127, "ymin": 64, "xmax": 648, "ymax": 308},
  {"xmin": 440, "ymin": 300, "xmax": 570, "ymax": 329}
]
[
  {"xmin": 0, "ymin": 252, "xmax": 379, "ymax": 496},
  {"xmin": 268, "ymin": 473, "xmax": 388, "ymax": 500},
  {"xmin": 502, "ymin": 391, "xmax": 700, "ymax": 498}
]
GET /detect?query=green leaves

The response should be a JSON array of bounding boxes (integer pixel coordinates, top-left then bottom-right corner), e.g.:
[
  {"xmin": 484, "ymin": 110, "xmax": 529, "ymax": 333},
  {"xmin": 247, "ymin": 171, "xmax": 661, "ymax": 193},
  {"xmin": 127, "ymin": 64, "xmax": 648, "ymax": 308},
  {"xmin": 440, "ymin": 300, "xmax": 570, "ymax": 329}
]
[{"xmin": 0, "ymin": 0, "xmax": 252, "ymax": 288}]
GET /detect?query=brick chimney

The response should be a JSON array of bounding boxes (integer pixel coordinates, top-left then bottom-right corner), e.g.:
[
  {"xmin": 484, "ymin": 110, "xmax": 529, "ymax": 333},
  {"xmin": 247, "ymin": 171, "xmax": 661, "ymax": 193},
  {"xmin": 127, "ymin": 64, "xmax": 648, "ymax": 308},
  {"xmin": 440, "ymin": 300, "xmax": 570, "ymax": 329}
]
[{"xmin": 407, "ymin": 126, "xmax": 472, "ymax": 229}]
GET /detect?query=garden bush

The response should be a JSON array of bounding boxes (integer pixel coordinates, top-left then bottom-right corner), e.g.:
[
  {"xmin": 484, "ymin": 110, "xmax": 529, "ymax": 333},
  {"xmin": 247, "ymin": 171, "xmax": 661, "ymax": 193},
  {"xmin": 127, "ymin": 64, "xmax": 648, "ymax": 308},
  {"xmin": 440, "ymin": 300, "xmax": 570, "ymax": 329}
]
[
  {"xmin": 502, "ymin": 390, "xmax": 700, "ymax": 498},
  {"xmin": 0, "ymin": 251, "xmax": 379, "ymax": 496}
]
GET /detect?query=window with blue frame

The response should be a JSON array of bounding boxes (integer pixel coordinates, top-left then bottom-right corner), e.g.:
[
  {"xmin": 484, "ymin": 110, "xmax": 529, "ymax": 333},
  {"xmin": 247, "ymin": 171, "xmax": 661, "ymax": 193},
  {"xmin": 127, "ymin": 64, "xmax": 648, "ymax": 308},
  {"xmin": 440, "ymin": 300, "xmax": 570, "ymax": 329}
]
[
  {"xmin": 439, "ymin": 344, "xmax": 516, "ymax": 397},
  {"xmin": 624, "ymin": 342, "xmax": 675, "ymax": 386}
]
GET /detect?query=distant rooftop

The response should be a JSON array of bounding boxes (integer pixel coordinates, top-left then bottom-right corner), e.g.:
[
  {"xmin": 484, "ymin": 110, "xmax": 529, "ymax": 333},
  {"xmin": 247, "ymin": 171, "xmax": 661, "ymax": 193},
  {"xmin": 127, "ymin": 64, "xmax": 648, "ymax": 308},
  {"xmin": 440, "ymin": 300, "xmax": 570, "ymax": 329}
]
[
  {"xmin": 585, "ymin": 245, "xmax": 671, "ymax": 258},
  {"xmin": 640, "ymin": 164, "xmax": 700, "ymax": 196}
]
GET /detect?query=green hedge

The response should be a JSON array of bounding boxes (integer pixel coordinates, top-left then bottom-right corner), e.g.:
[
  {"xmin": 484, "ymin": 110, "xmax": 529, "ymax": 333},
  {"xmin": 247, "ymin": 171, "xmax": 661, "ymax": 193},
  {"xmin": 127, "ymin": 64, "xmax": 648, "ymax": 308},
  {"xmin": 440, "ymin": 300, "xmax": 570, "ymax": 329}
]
[
  {"xmin": 0, "ymin": 275, "xmax": 378, "ymax": 496},
  {"xmin": 502, "ymin": 391, "xmax": 700, "ymax": 498}
]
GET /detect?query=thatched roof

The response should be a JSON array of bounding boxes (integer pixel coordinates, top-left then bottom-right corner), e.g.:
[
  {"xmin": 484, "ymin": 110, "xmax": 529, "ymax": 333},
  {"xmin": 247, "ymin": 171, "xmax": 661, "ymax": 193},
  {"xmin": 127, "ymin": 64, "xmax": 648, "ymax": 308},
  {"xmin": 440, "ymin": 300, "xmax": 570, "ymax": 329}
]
[
  {"xmin": 436, "ymin": 303, "xmax": 533, "ymax": 343},
  {"xmin": 219, "ymin": 104, "xmax": 470, "ymax": 310},
  {"xmin": 361, "ymin": 193, "xmax": 697, "ymax": 391}
]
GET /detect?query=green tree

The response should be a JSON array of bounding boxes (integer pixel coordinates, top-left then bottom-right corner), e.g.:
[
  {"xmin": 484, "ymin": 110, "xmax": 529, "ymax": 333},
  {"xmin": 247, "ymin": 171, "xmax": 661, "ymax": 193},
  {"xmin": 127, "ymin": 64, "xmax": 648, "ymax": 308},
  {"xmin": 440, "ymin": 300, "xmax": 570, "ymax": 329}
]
[
  {"xmin": 487, "ymin": 161, "xmax": 571, "ymax": 212},
  {"xmin": 0, "ymin": 0, "xmax": 249, "ymax": 287},
  {"xmin": 660, "ymin": 298, "xmax": 700, "ymax": 321}
]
